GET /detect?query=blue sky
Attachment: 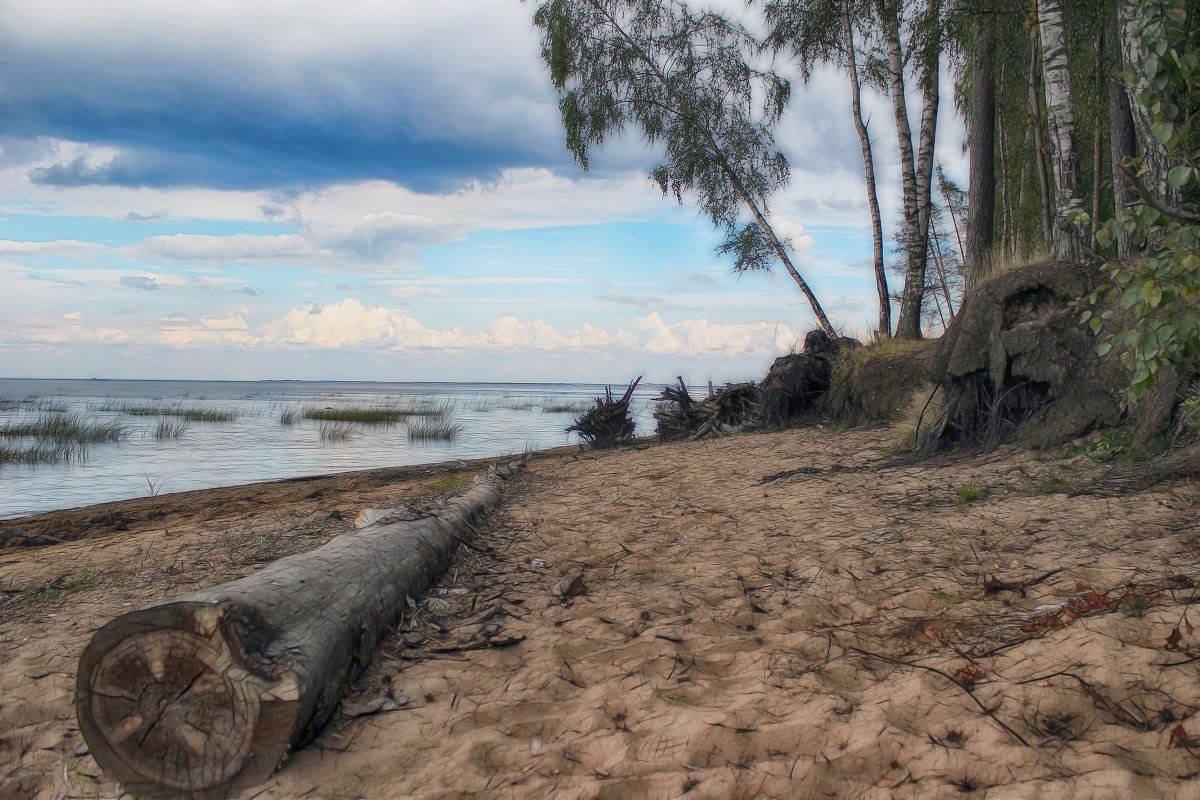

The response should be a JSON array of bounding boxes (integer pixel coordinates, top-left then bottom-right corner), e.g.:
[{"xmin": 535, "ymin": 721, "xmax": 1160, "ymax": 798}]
[{"xmin": 0, "ymin": 1, "xmax": 966, "ymax": 384}]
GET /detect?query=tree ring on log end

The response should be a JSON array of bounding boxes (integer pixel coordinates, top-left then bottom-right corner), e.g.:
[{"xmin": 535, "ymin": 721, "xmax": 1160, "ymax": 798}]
[{"xmin": 86, "ymin": 626, "xmax": 260, "ymax": 792}]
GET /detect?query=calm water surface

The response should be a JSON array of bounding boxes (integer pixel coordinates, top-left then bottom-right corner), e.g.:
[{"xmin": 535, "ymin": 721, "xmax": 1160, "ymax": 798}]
[{"xmin": 0, "ymin": 379, "xmax": 666, "ymax": 518}]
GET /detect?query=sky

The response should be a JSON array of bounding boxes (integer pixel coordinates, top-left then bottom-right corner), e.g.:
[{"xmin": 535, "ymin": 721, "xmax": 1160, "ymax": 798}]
[{"xmin": 0, "ymin": 1, "xmax": 968, "ymax": 385}]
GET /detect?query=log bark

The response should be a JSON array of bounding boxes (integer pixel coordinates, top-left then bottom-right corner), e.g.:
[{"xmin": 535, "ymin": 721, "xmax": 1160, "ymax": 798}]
[{"xmin": 75, "ymin": 462, "xmax": 522, "ymax": 799}]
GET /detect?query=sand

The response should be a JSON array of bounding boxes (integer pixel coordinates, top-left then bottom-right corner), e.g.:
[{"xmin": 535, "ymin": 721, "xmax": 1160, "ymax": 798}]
[{"xmin": 2, "ymin": 426, "xmax": 1199, "ymax": 799}]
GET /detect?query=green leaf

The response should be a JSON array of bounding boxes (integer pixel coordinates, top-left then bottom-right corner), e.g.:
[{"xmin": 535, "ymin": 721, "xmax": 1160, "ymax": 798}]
[
  {"xmin": 1144, "ymin": 280, "xmax": 1164, "ymax": 307},
  {"xmin": 1096, "ymin": 341, "xmax": 1113, "ymax": 356},
  {"xmin": 1153, "ymin": 120, "xmax": 1175, "ymax": 144},
  {"xmin": 1168, "ymin": 165, "xmax": 1192, "ymax": 188}
]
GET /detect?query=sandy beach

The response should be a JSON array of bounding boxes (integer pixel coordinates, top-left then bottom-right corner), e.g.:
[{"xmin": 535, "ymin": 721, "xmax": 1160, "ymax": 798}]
[{"xmin": 3, "ymin": 425, "xmax": 1199, "ymax": 799}]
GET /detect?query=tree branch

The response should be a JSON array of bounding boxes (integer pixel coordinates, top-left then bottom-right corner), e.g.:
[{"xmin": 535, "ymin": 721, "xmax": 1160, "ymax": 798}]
[{"xmin": 1115, "ymin": 163, "xmax": 1200, "ymax": 223}]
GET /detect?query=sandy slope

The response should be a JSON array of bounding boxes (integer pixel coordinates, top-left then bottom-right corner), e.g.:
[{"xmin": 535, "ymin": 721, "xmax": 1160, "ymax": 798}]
[{"xmin": 2, "ymin": 427, "xmax": 1199, "ymax": 799}]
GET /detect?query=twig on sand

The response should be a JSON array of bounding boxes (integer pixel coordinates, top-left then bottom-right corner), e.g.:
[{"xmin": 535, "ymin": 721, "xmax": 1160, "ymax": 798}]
[
  {"xmin": 845, "ymin": 644, "xmax": 1031, "ymax": 746},
  {"xmin": 983, "ymin": 568, "xmax": 1064, "ymax": 597}
]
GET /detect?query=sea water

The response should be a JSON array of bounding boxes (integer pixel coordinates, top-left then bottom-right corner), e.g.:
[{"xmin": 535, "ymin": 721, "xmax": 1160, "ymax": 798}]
[{"xmin": 0, "ymin": 379, "xmax": 666, "ymax": 518}]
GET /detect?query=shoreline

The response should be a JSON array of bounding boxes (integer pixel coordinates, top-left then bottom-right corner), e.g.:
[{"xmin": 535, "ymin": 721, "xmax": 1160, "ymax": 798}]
[
  {"xmin": 0, "ymin": 377, "xmax": 668, "ymax": 520},
  {"xmin": 0, "ymin": 439, "xmax": 596, "ymax": 543}
]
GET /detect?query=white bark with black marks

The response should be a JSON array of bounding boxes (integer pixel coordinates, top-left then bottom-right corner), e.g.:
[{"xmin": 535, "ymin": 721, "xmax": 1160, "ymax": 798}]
[
  {"xmin": 1118, "ymin": 0, "xmax": 1179, "ymax": 208},
  {"xmin": 844, "ymin": 6, "xmax": 891, "ymax": 337},
  {"xmin": 1037, "ymin": 0, "xmax": 1090, "ymax": 261}
]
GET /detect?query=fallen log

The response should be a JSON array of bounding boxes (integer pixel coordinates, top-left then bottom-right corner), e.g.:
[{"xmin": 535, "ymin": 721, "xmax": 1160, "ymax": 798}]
[{"xmin": 75, "ymin": 461, "xmax": 523, "ymax": 799}]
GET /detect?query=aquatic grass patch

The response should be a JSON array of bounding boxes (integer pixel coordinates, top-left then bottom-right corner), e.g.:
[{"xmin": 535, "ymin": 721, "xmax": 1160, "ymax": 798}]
[
  {"xmin": 467, "ymin": 397, "xmax": 499, "ymax": 412},
  {"xmin": 403, "ymin": 398, "xmax": 456, "ymax": 418},
  {"xmin": 109, "ymin": 403, "xmax": 241, "ymax": 422},
  {"xmin": 24, "ymin": 399, "xmax": 69, "ymax": 413},
  {"xmin": 305, "ymin": 405, "xmax": 412, "ymax": 424},
  {"xmin": 153, "ymin": 419, "xmax": 190, "ymax": 439},
  {"xmin": 171, "ymin": 407, "xmax": 240, "ymax": 422},
  {"xmin": 498, "ymin": 395, "xmax": 538, "ymax": 411},
  {"xmin": 0, "ymin": 413, "xmax": 130, "ymax": 443},
  {"xmin": 544, "ymin": 401, "xmax": 592, "ymax": 414},
  {"xmin": 319, "ymin": 421, "xmax": 361, "ymax": 442},
  {"xmin": 0, "ymin": 441, "xmax": 84, "ymax": 465},
  {"xmin": 407, "ymin": 419, "xmax": 463, "ymax": 442},
  {"xmin": 280, "ymin": 408, "xmax": 302, "ymax": 425}
]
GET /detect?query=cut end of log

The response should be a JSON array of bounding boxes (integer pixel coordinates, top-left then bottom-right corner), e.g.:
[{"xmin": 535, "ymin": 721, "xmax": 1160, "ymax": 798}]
[{"xmin": 76, "ymin": 602, "xmax": 297, "ymax": 799}]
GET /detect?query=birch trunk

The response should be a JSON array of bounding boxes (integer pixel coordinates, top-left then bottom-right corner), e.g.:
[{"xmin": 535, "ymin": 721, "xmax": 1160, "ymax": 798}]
[
  {"xmin": 913, "ymin": 34, "xmax": 941, "ymax": 260},
  {"xmin": 1117, "ymin": 0, "xmax": 1178, "ymax": 207},
  {"xmin": 844, "ymin": 7, "xmax": 891, "ymax": 338},
  {"xmin": 880, "ymin": 2, "xmax": 931, "ymax": 340},
  {"xmin": 1037, "ymin": 0, "xmax": 1090, "ymax": 261}
]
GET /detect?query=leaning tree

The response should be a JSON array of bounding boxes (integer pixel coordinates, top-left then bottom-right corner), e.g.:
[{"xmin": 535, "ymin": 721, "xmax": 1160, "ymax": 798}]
[{"xmin": 534, "ymin": 0, "xmax": 836, "ymax": 336}]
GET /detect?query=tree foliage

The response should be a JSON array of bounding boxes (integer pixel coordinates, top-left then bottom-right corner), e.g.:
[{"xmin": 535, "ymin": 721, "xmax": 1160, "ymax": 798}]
[
  {"xmin": 532, "ymin": 0, "xmax": 1199, "ymax": 396},
  {"xmin": 534, "ymin": 0, "xmax": 835, "ymax": 334},
  {"xmin": 761, "ymin": 0, "xmax": 892, "ymax": 337},
  {"xmin": 1093, "ymin": 0, "xmax": 1200, "ymax": 398}
]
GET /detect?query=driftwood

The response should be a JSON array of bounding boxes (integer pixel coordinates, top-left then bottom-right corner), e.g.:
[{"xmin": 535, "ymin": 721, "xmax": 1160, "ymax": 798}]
[
  {"xmin": 568, "ymin": 377, "xmax": 641, "ymax": 448},
  {"xmin": 654, "ymin": 331, "xmax": 861, "ymax": 441},
  {"xmin": 652, "ymin": 378, "xmax": 706, "ymax": 441},
  {"xmin": 75, "ymin": 462, "xmax": 522, "ymax": 799},
  {"xmin": 654, "ymin": 379, "xmax": 762, "ymax": 441}
]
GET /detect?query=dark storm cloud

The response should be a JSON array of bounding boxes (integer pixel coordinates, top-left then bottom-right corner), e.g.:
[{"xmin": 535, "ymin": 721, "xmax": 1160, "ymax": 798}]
[{"xmin": 5, "ymin": 2, "xmax": 578, "ymax": 192}]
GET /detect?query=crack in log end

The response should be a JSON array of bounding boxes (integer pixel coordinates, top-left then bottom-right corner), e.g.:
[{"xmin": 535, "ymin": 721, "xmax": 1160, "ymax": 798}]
[{"xmin": 80, "ymin": 622, "xmax": 272, "ymax": 795}]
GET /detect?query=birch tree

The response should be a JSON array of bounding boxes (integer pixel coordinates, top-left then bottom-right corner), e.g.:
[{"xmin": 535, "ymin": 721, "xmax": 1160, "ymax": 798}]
[
  {"xmin": 1037, "ymin": 0, "xmax": 1092, "ymax": 260},
  {"xmin": 1096, "ymin": 0, "xmax": 1200, "ymax": 398},
  {"xmin": 534, "ymin": 0, "xmax": 835, "ymax": 335},
  {"xmin": 1117, "ymin": 0, "xmax": 1181, "ymax": 208},
  {"xmin": 877, "ymin": 0, "xmax": 944, "ymax": 339},
  {"xmin": 765, "ymin": 0, "xmax": 943, "ymax": 339},
  {"xmin": 762, "ymin": 0, "xmax": 891, "ymax": 337},
  {"xmin": 845, "ymin": 6, "xmax": 892, "ymax": 337}
]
